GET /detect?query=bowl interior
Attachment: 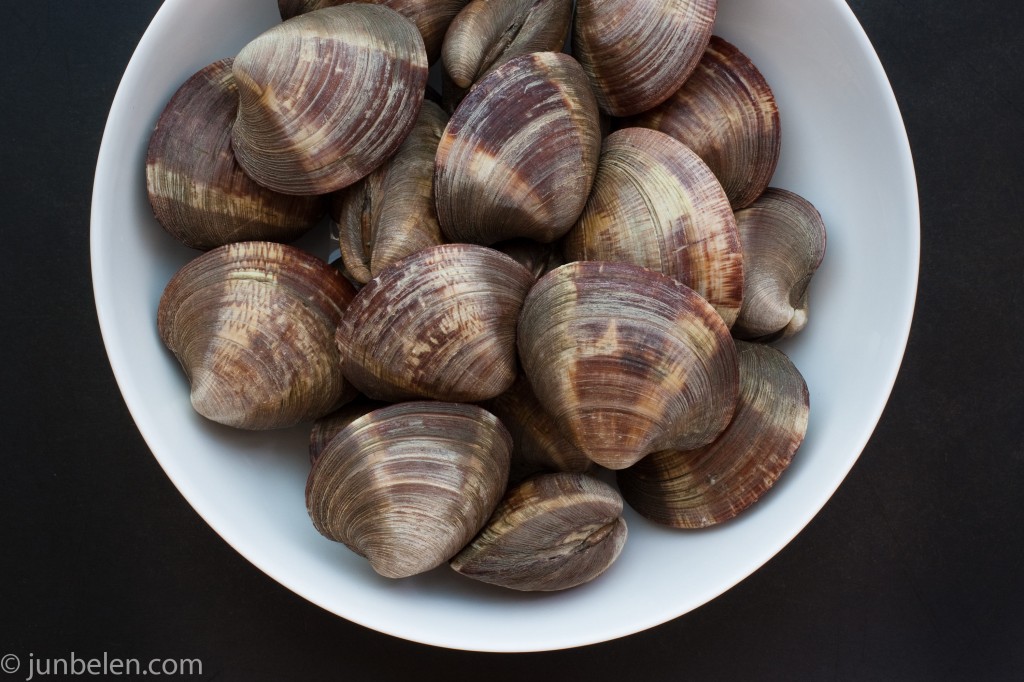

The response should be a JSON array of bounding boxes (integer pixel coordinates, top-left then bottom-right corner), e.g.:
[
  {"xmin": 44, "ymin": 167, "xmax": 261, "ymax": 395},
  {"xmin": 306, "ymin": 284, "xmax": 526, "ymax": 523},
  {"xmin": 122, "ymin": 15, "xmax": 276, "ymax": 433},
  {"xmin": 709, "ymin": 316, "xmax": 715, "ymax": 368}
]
[{"xmin": 91, "ymin": 0, "xmax": 918, "ymax": 652}]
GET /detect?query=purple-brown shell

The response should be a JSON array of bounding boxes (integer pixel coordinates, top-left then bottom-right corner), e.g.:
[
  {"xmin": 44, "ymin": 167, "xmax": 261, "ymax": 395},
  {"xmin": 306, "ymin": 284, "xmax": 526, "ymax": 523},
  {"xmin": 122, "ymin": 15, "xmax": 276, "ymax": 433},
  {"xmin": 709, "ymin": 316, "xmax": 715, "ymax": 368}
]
[
  {"xmin": 336, "ymin": 244, "xmax": 534, "ymax": 402},
  {"xmin": 618, "ymin": 341, "xmax": 809, "ymax": 528},
  {"xmin": 145, "ymin": 59, "xmax": 325, "ymax": 250},
  {"xmin": 563, "ymin": 127, "xmax": 744, "ymax": 327},
  {"xmin": 231, "ymin": 5, "xmax": 428, "ymax": 195},
  {"xmin": 157, "ymin": 242, "xmax": 357, "ymax": 429},
  {"xmin": 278, "ymin": 0, "xmax": 469, "ymax": 63},
  {"xmin": 628, "ymin": 36, "xmax": 781, "ymax": 210},
  {"xmin": 330, "ymin": 100, "xmax": 449, "ymax": 284},
  {"xmin": 442, "ymin": 0, "xmax": 573, "ymax": 90},
  {"xmin": 450, "ymin": 472, "xmax": 627, "ymax": 591},
  {"xmin": 434, "ymin": 52, "xmax": 601, "ymax": 245},
  {"xmin": 517, "ymin": 261, "xmax": 740, "ymax": 470},
  {"xmin": 306, "ymin": 401, "xmax": 512, "ymax": 578},
  {"xmin": 572, "ymin": 0, "xmax": 717, "ymax": 116},
  {"xmin": 733, "ymin": 188, "xmax": 828, "ymax": 340}
]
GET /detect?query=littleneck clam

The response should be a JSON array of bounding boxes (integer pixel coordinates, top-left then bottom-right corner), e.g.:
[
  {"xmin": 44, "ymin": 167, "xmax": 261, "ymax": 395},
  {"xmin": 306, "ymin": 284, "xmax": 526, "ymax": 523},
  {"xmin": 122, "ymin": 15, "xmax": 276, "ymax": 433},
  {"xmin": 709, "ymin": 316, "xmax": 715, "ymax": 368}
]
[
  {"xmin": 231, "ymin": 5, "xmax": 428, "ymax": 195},
  {"xmin": 145, "ymin": 59, "xmax": 325, "ymax": 250},
  {"xmin": 733, "ymin": 188, "xmax": 827, "ymax": 340},
  {"xmin": 331, "ymin": 99, "xmax": 448, "ymax": 285},
  {"xmin": 434, "ymin": 52, "xmax": 601, "ymax": 245},
  {"xmin": 483, "ymin": 375, "xmax": 592, "ymax": 483},
  {"xmin": 336, "ymin": 244, "xmax": 534, "ymax": 402},
  {"xmin": 618, "ymin": 341, "xmax": 809, "ymax": 528},
  {"xmin": 307, "ymin": 401, "xmax": 512, "ymax": 579},
  {"xmin": 442, "ymin": 0, "xmax": 573, "ymax": 90},
  {"xmin": 563, "ymin": 127, "xmax": 744, "ymax": 327},
  {"xmin": 492, "ymin": 238, "xmax": 565, "ymax": 281},
  {"xmin": 450, "ymin": 472, "xmax": 627, "ymax": 591},
  {"xmin": 518, "ymin": 261, "xmax": 740, "ymax": 470},
  {"xmin": 308, "ymin": 398, "xmax": 389, "ymax": 465},
  {"xmin": 628, "ymin": 36, "xmax": 781, "ymax": 211},
  {"xmin": 277, "ymin": 0, "xmax": 469, "ymax": 63},
  {"xmin": 572, "ymin": 0, "xmax": 717, "ymax": 116},
  {"xmin": 157, "ymin": 242, "xmax": 357, "ymax": 429}
]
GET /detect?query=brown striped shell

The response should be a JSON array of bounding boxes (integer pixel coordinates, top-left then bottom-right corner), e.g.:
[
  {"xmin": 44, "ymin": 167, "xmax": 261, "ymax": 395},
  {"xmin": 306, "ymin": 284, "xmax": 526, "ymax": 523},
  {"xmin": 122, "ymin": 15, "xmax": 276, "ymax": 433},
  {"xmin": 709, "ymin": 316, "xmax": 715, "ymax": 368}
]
[
  {"xmin": 278, "ymin": 0, "xmax": 469, "ymax": 63},
  {"xmin": 733, "ymin": 188, "xmax": 828, "ymax": 341},
  {"xmin": 450, "ymin": 472, "xmax": 627, "ymax": 591},
  {"xmin": 306, "ymin": 401, "xmax": 512, "ymax": 578},
  {"xmin": 563, "ymin": 127, "xmax": 744, "ymax": 327},
  {"xmin": 336, "ymin": 244, "xmax": 534, "ymax": 402},
  {"xmin": 483, "ymin": 375, "xmax": 592, "ymax": 484},
  {"xmin": 491, "ymin": 238, "xmax": 565, "ymax": 281},
  {"xmin": 308, "ymin": 398, "xmax": 389, "ymax": 465},
  {"xmin": 618, "ymin": 341, "xmax": 809, "ymax": 528},
  {"xmin": 145, "ymin": 59, "xmax": 325, "ymax": 250},
  {"xmin": 157, "ymin": 242, "xmax": 357, "ymax": 429},
  {"xmin": 231, "ymin": 5, "xmax": 428, "ymax": 195},
  {"xmin": 442, "ymin": 0, "xmax": 573, "ymax": 90},
  {"xmin": 517, "ymin": 261, "xmax": 740, "ymax": 470},
  {"xmin": 628, "ymin": 36, "xmax": 781, "ymax": 211},
  {"xmin": 434, "ymin": 52, "xmax": 601, "ymax": 245},
  {"xmin": 572, "ymin": 0, "xmax": 717, "ymax": 116},
  {"xmin": 330, "ymin": 100, "xmax": 448, "ymax": 285}
]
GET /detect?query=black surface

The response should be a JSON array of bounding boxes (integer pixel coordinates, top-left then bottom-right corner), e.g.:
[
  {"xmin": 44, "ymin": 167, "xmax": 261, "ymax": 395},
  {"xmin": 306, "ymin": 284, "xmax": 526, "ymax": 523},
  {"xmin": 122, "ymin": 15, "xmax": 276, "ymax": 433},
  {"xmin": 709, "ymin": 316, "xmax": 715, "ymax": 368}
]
[{"xmin": 2, "ymin": 1, "xmax": 1022, "ymax": 680}]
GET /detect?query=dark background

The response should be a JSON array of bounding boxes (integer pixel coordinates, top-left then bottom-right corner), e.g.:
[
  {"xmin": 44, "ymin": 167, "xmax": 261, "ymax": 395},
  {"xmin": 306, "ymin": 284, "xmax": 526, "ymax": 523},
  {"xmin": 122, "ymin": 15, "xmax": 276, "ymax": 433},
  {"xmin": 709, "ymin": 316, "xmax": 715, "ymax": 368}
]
[{"xmin": 2, "ymin": 1, "xmax": 1022, "ymax": 680}]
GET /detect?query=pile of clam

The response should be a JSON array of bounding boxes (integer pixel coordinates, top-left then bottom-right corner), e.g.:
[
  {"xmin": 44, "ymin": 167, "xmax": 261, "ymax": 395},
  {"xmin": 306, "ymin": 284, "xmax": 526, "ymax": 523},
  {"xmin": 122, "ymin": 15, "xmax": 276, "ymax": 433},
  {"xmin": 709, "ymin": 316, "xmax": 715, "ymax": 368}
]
[{"xmin": 149, "ymin": 0, "xmax": 827, "ymax": 592}]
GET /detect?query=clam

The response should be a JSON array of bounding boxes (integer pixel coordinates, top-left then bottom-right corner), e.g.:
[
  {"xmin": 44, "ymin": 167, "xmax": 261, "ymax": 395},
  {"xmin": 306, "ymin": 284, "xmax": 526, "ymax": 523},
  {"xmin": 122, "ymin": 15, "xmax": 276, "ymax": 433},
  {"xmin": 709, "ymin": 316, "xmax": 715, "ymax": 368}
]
[
  {"xmin": 145, "ymin": 58, "xmax": 325, "ymax": 250},
  {"xmin": 309, "ymin": 397, "xmax": 389, "ymax": 465},
  {"xmin": 733, "ymin": 188, "xmax": 828, "ymax": 340},
  {"xmin": 483, "ymin": 375, "xmax": 592, "ymax": 484},
  {"xmin": 618, "ymin": 341, "xmax": 809, "ymax": 528},
  {"xmin": 277, "ymin": 0, "xmax": 469, "ymax": 63},
  {"xmin": 442, "ymin": 0, "xmax": 573, "ymax": 90},
  {"xmin": 336, "ymin": 244, "xmax": 534, "ymax": 402},
  {"xmin": 491, "ymin": 238, "xmax": 565, "ymax": 281},
  {"xmin": 434, "ymin": 52, "xmax": 601, "ymax": 245},
  {"xmin": 157, "ymin": 242, "xmax": 357, "ymax": 429},
  {"xmin": 572, "ymin": 0, "xmax": 717, "ymax": 116},
  {"xmin": 307, "ymin": 401, "xmax": 512, "ymax": 578},
  {"xmin": 517, "ymin": 261, "xmax": 740, "ymax": 470},
  {"xmin": 563, "ymin": 127, "xmax": 744, "ymax": 327},
  {"xmin": 331, "ymin": 100, "xmax": 448, "ymax": 285},
  {"xmin": 628, "ymin": 36, "xmax": 781, "ymax": 211},
  {"xmin": 450, "ymin": 472, "xmax": 627, "ymax": 591},
  {"xmin": 231, "ymin": 5, "xmax": 428, "ymax": 195}
]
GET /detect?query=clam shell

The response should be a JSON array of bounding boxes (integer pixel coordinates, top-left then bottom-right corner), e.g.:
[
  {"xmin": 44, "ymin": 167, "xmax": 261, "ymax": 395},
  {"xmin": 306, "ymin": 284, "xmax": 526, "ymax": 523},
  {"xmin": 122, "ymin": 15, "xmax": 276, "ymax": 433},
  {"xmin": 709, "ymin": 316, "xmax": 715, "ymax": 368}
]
[
  {"xmin": 517, "ymin": 261, "xmax": 740, "ymax": 470},
  {"xmin": 563, "ymin": 127, "xmax": 744, "ymax": 327},
  {"xmin": 442, "ymin": 0, "xmax": 573, "ymax": 89},
  {"xmin": 157, "ymin": 242, "xmax": 357, "ymax": 429},
  {"xmin": 306, "ymin": 401, "xmax": 512, "ymax": 579},
  {"xmin": 483, "ymin": 375, "xmax": 592, "ymax": 484},
  {"xmin": 733, "ymin": 188, "xmax": 828, "ymax": 340},
  {"xmin": 450, "ymin": 472, "xmax": 627, "ymax": 591},
  {"xmin": 628, "ymin": 36, "xmax": 781, "ymax": 211},
  {"xmin": 434, "ymin": 52, "xmax": 601, "ymax": 245},
  {"xmin": 231, "ymin": 5, "xmax": 428, "ymax": 195},
  {"xmin": 278, "ymin": 0, "xmax": 469, "ymax": 63},
  {"xmin": 331, "ymin": 100, "xmax": 448, "ymax": 285},
  {"xmin": 145, "ymin": 59, "xmax": 325, "ymax": 250},
  {"xmin": 336, "ymin": 244, "xmax": 534, "ymax": 402},
  {"xmin": 308, "ymin": 397, "xmax": 389, "ymax": 466},
  {"xmin": 572, "ymin": 0, "xmax": 717, "ymax": 116},
  {"xmin": 491, "ymin": 238, "xmax": 565, "ymax": 281},
  {"xmin": 618, "ymin": 341, "xmax": 809, "ymax": 528}
]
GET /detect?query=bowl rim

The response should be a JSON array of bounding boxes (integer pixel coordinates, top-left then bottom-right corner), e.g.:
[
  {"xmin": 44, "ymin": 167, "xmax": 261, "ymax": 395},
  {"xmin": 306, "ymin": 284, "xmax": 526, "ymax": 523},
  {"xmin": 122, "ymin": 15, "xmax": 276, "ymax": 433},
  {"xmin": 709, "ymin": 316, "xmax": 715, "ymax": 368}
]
[{"xmin": 91, "ymin": 0, "xmax": 920, "ymax": 652}]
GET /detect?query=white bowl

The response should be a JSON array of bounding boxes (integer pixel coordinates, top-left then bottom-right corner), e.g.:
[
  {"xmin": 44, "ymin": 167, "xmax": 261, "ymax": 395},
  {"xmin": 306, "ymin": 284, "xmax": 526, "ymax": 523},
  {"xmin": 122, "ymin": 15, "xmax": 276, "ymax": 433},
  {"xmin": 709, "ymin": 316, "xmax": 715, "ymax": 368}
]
[{"xmin": 92, "ymin": 0, "xmax": 918, "ymax": 652}]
